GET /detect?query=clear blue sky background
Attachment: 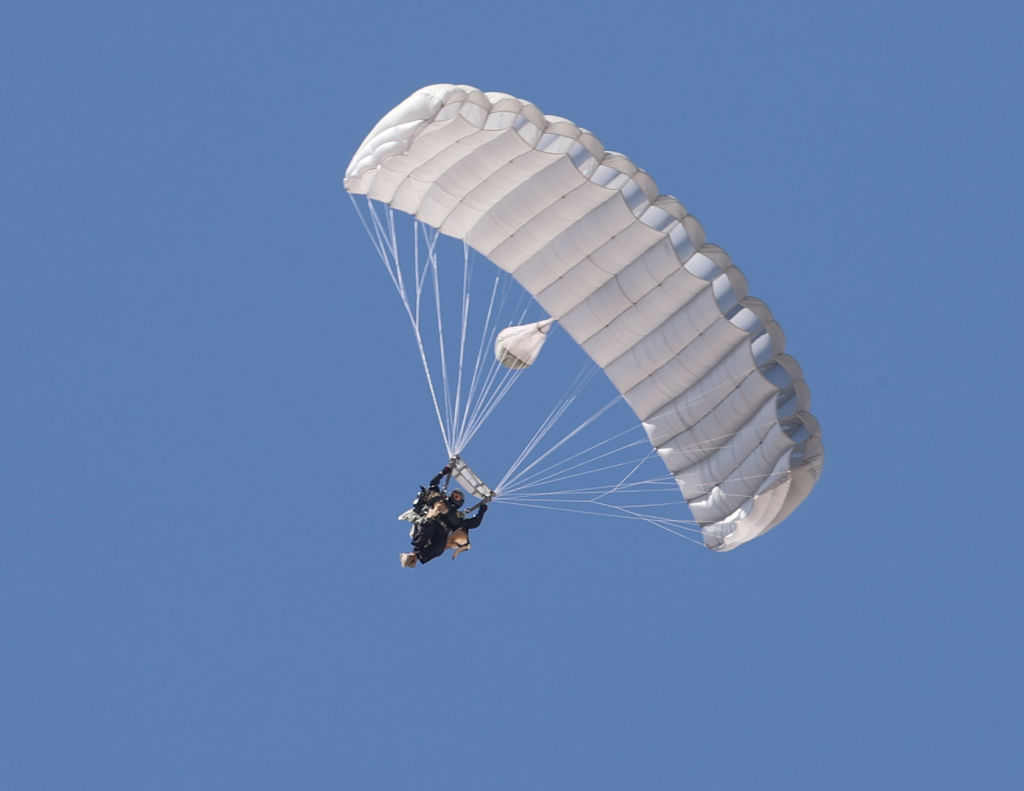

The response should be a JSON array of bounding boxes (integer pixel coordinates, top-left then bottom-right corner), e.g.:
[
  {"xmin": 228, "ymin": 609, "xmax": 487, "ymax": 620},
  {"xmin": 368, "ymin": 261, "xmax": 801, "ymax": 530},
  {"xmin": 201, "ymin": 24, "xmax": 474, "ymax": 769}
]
[{"xmin": 3, "ymin": 1, "xmax": 1022, "ymax": 789}]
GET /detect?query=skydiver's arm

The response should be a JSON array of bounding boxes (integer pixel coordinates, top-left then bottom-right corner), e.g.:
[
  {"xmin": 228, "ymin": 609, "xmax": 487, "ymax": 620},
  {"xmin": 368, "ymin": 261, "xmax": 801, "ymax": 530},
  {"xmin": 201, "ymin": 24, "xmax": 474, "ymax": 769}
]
[
  {"xmin": 428, "ymin": 464, "xmax": 451, "ymax": 490},
  {"xmin": 461, "ymin": 503, "xmax": 488, "ymax": 530}
]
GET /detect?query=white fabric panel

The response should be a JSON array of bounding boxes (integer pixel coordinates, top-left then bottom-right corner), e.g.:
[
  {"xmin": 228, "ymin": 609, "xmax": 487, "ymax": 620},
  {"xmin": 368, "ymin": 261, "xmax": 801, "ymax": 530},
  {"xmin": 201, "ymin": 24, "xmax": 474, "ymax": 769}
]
[
  {"xmin": 509, "ymin": 196, "xmax": 637, "ymax": 289},
  {"xmin": 388, "ymin": 118, "xmax": 487, "ymax": 211},
  {"xmin": 613, "ymin": 239, "xmax": 683, "ymax": 301},
  {"xmin": 556, "ymin": 235, "xmax": 690, "ymax": 347},
  {"xmin": 464, "ymin": 156, "xmax": 582, "ymax": 256},
  {"xmin": 624, "ymin": 322, "xmax": 755, "ymax": 419},
  {"xmin": 688, "ymin": 422, "xmax": 796, "ymax": 525},
  {"xmin": 415, "ymin": 133, "xmax": 533, "ymax": 228},
  {"xmin": 669, "ymin": 390, "xmax": 780, "ymax": 486},
  {"xmin": 604, "ymin": 305, "xmax": 739, "ymax": 394},
  {"xmin": 444, "ymin": 149, "xmax": 561, "ymax": 243},
  {"xmin": 666, "ymin": 381, "xmax": 779, "ymax": 475},
  {"xmin": 430, "ymin": 130, "xmax": 532, "ymax": 206},
  {"xmin": 534, "ymin": 257, "xmax": 616, "ymax": 320},
  {"xmin": 491, "ymin": 179, "xmax": 615, "ymax": 267},
  {"xmin": 427, "ymin": 132, "xmax": 549, "ymax": 227},
  {"xmin": 644, "ymin": 353, "xmax": 784, "ymax": 452},
  {"xmin": 558, "ymin": 273, "xmax": 632, "ymax": 341},
  {"xmin": 345, "ymin": 84, "xmax": 824, "ymax": 551},
  {"xmin": 407, "ymin": 125, "xmax": 501, "ymax": 185},
  {"xmin": 580, "ymin": 259, "xmax": 711, "ymax": 368}
]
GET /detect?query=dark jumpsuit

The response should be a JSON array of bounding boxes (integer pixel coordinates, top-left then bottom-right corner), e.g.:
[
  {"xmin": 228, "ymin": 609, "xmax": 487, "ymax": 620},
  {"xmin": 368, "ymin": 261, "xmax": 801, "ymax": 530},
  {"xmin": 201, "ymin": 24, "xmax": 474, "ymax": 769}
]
[{"xmin": 411, "ymin": 470, "xmax": 486, "ymax": 563}]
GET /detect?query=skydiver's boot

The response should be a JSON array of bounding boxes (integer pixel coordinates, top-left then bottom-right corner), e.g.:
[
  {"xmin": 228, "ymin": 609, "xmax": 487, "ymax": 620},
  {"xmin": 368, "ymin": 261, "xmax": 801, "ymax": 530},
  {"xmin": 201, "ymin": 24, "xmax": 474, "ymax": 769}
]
[{"xmin": 400, "ymin": 552, "xmax": 418, "ymax": 568}]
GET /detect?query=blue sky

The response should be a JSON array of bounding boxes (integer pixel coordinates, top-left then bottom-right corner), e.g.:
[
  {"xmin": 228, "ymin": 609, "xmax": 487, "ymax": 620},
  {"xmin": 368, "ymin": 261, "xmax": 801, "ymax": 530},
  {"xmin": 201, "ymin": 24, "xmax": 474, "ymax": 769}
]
[{"xmin": 3, "ymin": 1, "xmax": 1022, "ymax": 789}]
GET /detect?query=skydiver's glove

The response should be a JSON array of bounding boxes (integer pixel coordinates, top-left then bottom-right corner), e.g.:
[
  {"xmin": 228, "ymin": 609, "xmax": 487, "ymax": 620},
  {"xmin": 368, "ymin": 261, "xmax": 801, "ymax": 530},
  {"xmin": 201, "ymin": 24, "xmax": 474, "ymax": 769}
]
[
  {"xmin": 441, "ymin": 465, "xmax": 452, "ymax": 475},
  {"xmin": 478, "ymin": 503, "xmax": 488, "ymax": 515}
]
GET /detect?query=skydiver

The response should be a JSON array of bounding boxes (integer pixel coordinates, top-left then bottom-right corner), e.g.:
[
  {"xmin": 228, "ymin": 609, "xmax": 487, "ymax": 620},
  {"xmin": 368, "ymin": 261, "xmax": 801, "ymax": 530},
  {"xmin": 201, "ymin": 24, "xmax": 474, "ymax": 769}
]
[{"xmin": 399, "ymin": 464, "xmax": 489, "ymax": 568}]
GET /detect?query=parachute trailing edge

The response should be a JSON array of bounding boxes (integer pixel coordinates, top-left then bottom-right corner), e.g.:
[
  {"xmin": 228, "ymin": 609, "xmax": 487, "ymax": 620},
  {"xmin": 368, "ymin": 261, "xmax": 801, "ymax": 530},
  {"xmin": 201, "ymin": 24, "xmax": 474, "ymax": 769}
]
[{"xmin": 345, "ymin": 84, "xmax": 824, "ymax": 551}]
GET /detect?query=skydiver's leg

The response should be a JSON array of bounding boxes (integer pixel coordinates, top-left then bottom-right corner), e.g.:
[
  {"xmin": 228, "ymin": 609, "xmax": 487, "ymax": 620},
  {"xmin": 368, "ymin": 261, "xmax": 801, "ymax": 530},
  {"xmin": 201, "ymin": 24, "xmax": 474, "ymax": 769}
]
[
  {"xmin": 411, "ymin": 519, "xmax": 446, "ymax": 564},
  {"xmin": 416, "ymin": 533, "xmax": 446, "ymax": 564},
  {"xmin": 411, "ymin": 519, "xmax": 434, "ymax": 552}
]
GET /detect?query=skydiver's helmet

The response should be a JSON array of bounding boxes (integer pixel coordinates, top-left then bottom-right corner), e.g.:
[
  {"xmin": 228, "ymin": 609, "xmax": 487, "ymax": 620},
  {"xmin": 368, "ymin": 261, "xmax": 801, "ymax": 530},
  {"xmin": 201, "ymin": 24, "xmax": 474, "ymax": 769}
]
[{"xmin": 448, "ymin": 489, "xmax": 465, "ymax": 509}]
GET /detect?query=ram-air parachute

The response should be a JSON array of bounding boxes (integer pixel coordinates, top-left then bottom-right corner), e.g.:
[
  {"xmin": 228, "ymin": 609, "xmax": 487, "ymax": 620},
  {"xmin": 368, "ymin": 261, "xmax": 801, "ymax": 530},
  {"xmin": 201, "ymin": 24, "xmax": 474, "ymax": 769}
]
[{"xmin": 345, "ymin": 84, "xmax": 823, "ymax": 551}]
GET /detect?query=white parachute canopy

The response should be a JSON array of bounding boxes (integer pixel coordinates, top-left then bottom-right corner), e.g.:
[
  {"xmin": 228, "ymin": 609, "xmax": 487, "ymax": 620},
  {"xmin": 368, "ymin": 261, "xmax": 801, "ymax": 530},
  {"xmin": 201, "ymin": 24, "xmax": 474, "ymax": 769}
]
[{"xmin": 346, "ymin": 84, "xmax": 824, "ymax": 551}]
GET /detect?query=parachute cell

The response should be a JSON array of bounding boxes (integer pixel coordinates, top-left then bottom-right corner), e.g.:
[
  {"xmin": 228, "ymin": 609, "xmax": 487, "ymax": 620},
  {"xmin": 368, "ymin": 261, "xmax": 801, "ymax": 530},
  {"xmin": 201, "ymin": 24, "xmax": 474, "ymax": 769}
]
[{"xmin": 345, "ymin": 84, "xmax": 823, "ymax": 551}]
